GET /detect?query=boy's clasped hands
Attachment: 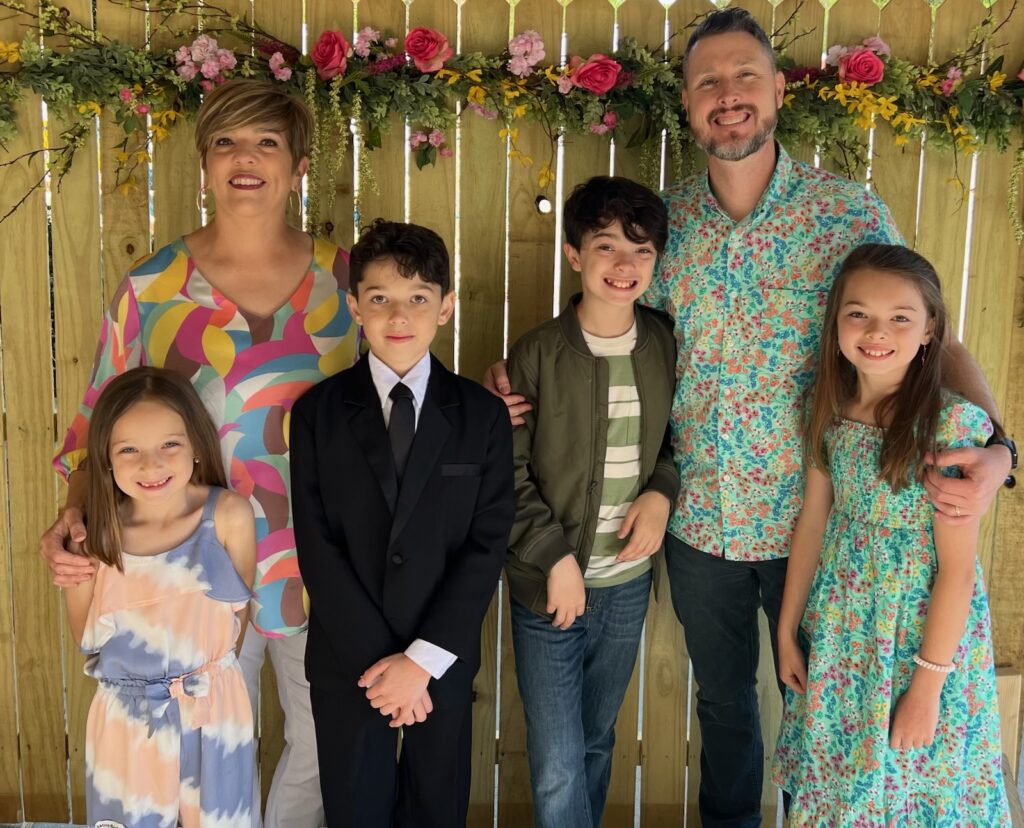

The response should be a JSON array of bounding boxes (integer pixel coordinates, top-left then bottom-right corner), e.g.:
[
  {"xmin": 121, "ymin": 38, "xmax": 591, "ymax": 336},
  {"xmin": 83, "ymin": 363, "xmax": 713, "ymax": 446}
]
[
  {"xmin": 359, "ymin": 654, "xmax": 434, "ymax": 728},
  {"xmin": 546, "ymin": 491, "xmax": 671, "ymax": 630}
]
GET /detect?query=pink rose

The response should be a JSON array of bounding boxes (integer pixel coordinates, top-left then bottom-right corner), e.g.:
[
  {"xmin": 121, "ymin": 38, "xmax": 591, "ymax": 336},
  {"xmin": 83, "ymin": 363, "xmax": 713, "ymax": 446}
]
[
  {"xmin": 201, "ymin": 56, "xmax": 223, "ymax": 79},
  {"xmin": 269, "ymin": 52, "xmax": 292, "ymax": 82},
  {"xmin": 571, "ymin": 54, "xmax": 622, "ymax": 95},
  {"xmin": 838, "ymin": 48, "xmax": 884, "ymax": 86},
  {"xmin": 557, "ymin": 74, "xmax": 574, "ymax": 94},
  {"xmin": 119, "ymin": 87, "xmax": 133, "ymax": 102},
  {"xmin": 404, "ymin": 27, "xmax": 452, "ymax": 73},
  {"xmin": 190, "ymin": 34, "xmax": 218, "ymax": 63},
  {"xmin": 588, "ymin": 122, "xmax": 610, "ymax": 135},
  {"xmin": 177, "ymin": 62, "xmax": 198, "ymax": 81},
  {"xmin": 136, "ymin": 103, "xmax": 150, "ymax": 114},
  {"xmin": 861, "ymin": 36, "xmax": 890, "ymax": 56},
  {"xmin": 311, "ymin": 31, "xmax": 350, "ymax": 80},
  {"xmin": 602, "ymin": 111, "xmax": 618, "ymax": 129},
  {"xmin": 508, "ymin": 55, "xmax": 532, "ymax": 78},
  {"xmin": 200, "ymin": 79, "xmax": 214, "ymax": 92},
  {"xmin": 428, "ymin": 129, "xmax": 446, "ymax": 147},
  {"xmin": 218, "ymin": 50, "xmax": 237, "ymax": 71},
  {"xmin": 174, "ymin": 45, "xmax": 191, "ymax": 65},
  {"xmin": 409, "ymin": 132, "xmax": 428, "ymax": 149},
  {"xmin": 439, "ymin": 147, "xmax": 453, "ymax": 157}
]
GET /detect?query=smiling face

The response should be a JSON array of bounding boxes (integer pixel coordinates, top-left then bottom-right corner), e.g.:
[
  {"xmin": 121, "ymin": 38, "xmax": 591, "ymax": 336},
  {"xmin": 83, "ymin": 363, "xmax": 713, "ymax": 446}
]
[
  {"xmin": 346, "ymin": 258, "xmax": 455, "ymax": 377},
  {"xmin": 202, "ymin": 123, "xmax": 308, "ymax": 215},
  {"xmin": 682, "ymin": 30, "xmax": 785, "ymax": 162},
  {"xmin": 566, "ymin": 219, "xmax": 658, "ymax": 311},
  {"xmin": 837, "ymin": 267, "xmax": 935, "ymax": 388},
  {"xmin": 109, "ymin": 400, "xmax": 197, "ymax": 505}
]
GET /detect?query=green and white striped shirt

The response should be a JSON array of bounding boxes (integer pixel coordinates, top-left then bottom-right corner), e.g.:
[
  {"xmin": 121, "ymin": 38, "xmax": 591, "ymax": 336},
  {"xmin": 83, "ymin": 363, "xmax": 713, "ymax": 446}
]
[{"xmin": 581, "ymin": 322, "xmax": 651, "ymax": 587}]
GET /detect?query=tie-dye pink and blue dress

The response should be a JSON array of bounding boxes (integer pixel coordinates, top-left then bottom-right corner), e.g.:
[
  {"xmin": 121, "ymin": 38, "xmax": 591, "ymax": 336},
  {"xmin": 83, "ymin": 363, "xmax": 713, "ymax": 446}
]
[
  {"xmin": 772, "ymin": 395, "xmax": 1010, "ymax": 825},
  {"xmin": 82, "ymin": 487, "xmax": 253, "ymax": 828}
]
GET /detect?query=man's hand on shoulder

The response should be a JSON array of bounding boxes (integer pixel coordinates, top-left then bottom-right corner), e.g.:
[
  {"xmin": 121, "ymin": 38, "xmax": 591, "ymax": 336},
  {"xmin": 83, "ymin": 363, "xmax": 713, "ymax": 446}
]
[
  {"xmin": 923, "ymin": 443, "xmax": 1010, "ymax": 524},
  {"xmin": 483, "ymin": 359, "xmax": 532, "ymax": 426}
]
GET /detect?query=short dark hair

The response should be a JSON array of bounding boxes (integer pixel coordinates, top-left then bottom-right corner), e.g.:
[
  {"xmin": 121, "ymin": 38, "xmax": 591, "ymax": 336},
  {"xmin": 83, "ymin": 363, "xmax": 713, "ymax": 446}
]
[
  {"xmin": 349, "ymin": 219, "xmax": 450, "ymax": 295},
  {"xmin": 682, "ymin": 8, "xmax": 776, "ymax": 78},
  {"xmin": 563, "ymin": 176, "xmax": 668, "ymax": 253}
]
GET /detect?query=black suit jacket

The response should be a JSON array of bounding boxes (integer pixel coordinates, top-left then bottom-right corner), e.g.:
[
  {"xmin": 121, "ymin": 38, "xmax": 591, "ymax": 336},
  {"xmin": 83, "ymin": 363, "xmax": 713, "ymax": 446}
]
[{"xmin": 290, "ymin": 354, "xmax": 514, "ymax": 703}]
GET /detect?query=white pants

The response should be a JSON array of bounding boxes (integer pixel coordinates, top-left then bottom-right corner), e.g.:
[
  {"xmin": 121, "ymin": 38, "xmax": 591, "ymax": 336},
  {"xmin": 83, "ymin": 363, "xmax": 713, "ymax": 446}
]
[{"xmin": 238, "ymin": 624, "xmax": 324, "ymax": 828}]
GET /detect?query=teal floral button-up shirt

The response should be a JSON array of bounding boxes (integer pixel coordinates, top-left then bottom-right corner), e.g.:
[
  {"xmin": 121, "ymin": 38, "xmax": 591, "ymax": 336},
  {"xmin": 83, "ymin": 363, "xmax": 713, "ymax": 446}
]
[{"xmin": 644, "ymin": 145, "xmax": 902, "ymax": 561}]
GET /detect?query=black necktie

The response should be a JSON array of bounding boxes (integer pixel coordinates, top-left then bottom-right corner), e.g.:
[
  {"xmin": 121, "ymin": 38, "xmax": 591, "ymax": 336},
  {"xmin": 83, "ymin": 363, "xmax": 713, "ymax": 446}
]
[{"xmin": 388, "ymin": 382, "xmax": 415, "ymax": 482}]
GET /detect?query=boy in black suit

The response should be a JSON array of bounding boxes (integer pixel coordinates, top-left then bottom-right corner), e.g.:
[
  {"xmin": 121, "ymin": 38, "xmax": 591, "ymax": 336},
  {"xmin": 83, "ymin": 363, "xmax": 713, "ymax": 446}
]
[{"xmin": 290, "ymin": 220, "xmax": 515, "ymax": 827}]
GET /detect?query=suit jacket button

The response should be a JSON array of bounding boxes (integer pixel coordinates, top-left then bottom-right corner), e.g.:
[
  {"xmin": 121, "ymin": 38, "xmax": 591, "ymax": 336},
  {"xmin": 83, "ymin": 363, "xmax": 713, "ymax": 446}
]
[{"xmin": 391, "ymin": 553, "xmax": 403, "ymax": 566}]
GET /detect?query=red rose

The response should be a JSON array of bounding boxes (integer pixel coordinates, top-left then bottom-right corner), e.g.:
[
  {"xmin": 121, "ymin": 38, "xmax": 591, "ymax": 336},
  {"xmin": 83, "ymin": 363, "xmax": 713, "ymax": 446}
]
[
  {"xmin": 404, "ymin": 27, "xmax": 453, "ymax": 73},
  {"xmin": 838, "ymin": 48, "xmax": 884, "ymax": 86},
  {"xmin": 571, "ymin": 54, "xmax": 622, "ymax": 95},
  {"xmin": 311, "ymin": 31, "xmax": 350, "ymax": 80}
]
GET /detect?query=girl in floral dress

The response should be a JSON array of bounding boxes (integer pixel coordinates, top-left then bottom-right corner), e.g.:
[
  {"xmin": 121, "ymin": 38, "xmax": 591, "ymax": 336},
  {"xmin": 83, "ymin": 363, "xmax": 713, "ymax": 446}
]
[
  {"xmin": 772, "ymin": 244, "xmax": 1010, "ymax": 825},
  {"xmin": 63, "ymin": 367, "xmax": 256, "ymax": 828}
]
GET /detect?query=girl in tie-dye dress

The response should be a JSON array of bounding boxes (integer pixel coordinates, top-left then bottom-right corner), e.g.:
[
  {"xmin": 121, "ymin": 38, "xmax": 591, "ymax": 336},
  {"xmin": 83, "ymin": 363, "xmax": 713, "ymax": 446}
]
[
  {"xmin": 63, "ymin": 367, "xmax": 257, "ymax": 828},
  {"xmin": 771, "ymin": 245, "xmax": 1010, "ymax": 825}
]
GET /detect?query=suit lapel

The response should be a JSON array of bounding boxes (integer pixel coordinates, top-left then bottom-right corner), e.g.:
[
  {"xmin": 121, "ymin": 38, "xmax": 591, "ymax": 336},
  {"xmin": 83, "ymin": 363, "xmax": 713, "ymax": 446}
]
[
  {"xmin": 343, "ymin": 358, "xmax": 399, "ymax": 514},
  {"xmin": 388, "ymin": 358, "xmax": 455, "ymax": 545}
]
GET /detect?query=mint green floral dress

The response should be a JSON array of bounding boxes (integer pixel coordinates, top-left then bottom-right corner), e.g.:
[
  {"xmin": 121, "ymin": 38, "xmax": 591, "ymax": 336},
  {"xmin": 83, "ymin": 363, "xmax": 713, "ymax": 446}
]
[{"xmin": 772, "ymin": 395, "xmax": 1010, "ymax": 826}]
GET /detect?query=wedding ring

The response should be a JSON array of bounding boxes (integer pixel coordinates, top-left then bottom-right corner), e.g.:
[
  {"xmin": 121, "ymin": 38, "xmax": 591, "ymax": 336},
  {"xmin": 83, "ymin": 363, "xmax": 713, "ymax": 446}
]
[{"xmin": 954, "ymin": 504, "xmax": 961, "ymax": 518}]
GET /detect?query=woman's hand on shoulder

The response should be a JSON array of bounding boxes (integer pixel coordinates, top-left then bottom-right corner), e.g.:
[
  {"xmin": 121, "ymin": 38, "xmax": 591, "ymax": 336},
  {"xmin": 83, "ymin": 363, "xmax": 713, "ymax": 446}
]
[
  {"xmin": 482, "ymin": 358, "xmax": 532, "ymax": 426},
  {"xmin": 40, "ymin": 506, "xmax": 95, "ymax": 587},
  {"xmin": 215, "ymin": 490, "xmax": 256, "ymax": 587}
]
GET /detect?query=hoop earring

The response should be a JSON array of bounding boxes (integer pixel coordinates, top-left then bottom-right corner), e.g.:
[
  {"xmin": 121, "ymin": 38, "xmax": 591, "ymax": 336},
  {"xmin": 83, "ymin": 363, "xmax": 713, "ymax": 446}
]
[
  {"xmin": 288, "ymin": 189, "xmax": 301, "ymax": 215},
  {"xmin": 196, "ymin": 186, "xmax": 207, "ymax": 213}
]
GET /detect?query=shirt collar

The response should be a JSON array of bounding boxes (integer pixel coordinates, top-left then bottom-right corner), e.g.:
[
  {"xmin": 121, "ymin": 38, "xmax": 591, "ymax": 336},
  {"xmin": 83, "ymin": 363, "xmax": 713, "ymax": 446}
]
[
  {"xmin": 367, "ymin": 350, "xmax": 432, "ymax": 411},
  {"xmin": 699, "ymin": 141, "xmax": 793, "ymax": 225}
]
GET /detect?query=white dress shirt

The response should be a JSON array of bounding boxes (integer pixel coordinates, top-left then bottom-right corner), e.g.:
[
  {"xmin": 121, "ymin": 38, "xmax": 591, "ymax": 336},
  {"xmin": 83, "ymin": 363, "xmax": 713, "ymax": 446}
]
[{"xmin": 367, "ymin": 351, "xmax": 457, "ymax": 680}]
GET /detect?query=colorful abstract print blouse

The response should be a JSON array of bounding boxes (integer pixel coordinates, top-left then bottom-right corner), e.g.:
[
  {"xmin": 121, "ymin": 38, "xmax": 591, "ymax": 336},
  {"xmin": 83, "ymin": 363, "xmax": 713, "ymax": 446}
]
[
  {"xmin": 55, "ymin": 237, "xmax": 358, "ymax": 637},
  {"xmin": 644, "ymin": 145, "xmax": 902, "ymax": 562}
]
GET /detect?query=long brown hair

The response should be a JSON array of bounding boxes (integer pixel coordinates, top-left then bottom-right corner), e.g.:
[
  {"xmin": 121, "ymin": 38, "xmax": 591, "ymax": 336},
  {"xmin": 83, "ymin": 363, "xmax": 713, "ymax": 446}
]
[
  {"xmin": 805, "ymin": 244, "xmax": 946, "ymax": 490},
  {"xmin": 83, "ymin": 367, "xmax": 227, "ymax": 570}
]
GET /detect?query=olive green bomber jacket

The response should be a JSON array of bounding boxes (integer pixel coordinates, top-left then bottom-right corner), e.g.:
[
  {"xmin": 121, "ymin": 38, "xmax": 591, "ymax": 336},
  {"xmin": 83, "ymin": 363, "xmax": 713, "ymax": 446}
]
[{"xmin": 505, "ymin": 294, "xmax": 680, "ymax": 617}]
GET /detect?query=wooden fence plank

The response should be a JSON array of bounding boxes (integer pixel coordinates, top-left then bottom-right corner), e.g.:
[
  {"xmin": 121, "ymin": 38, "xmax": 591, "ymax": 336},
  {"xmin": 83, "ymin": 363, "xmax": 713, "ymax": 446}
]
[
  {"xmin": 408, "ymin": 0, "xmax": 459, "ymax": 369},
  {"xmin": 1, "ymin": 88, "xmax": 64, "ymax": 819},
  {"xmin": 355, "ymin": 1, "xmax": 408, "ymax": 234},
  {"xmin": 50, "ymin": 5, "xmax": 105, "ymax": 819},
  {"xmin": 497, "ymin": 0, "xmax": 563, "ymax": 822},
  {"xmin": 307, "ymin": 0, "xmax": 358, "ymax": 249},
  {"xmin": 460, "ymin": 2, "xmax": 514, "ymax": 823}
]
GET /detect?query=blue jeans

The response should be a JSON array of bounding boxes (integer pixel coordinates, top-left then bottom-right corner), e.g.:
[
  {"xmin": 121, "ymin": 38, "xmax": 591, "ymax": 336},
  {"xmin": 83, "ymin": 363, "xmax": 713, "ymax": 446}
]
[
  {"xmin": 665, "ymin": 534, "xmax": 788, "ymax": 828},
  {"xmin": 510, "ymin": 570, "xmax": 652, "ymax": 828}
]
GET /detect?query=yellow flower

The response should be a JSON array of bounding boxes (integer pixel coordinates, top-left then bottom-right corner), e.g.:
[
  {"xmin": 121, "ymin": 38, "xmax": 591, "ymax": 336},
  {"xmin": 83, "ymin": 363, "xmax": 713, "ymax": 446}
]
[
  {"xmin": 436, "ymin": 68, "xmax": 461, "ymax": 85},
  {"xmin": 467, "ymin": 85, "xmax": 487, "ymax": 106},
  {"xmin": 498, "ymin": 127, "xmax": 519, "ymax": 142},
  {"xmin": 544, "ymin": 65, "xmax": 562, "ymax": 85},
  {"xmin": 783, "ymin": 93, "xmax": 794, "ymax": 107},
  {"xmin": 503, "ymin": 86, "xmax": 522, "ymax": 103},
  {"xmin": 818, "ymin": 86, "xmax": 835, "ymax": 101},
  {"xmin": 988, "ymin": 71, "xmax": 1006, "ymax": 92},
  {"xmin": 0, "ymin": 41, "xmax": 20, "ymax": 64},
  {"xmin": 916, "ymin": 74, "xmax": 938, "ymax": 90},
  {"xmin": 512, "ymin": 104, "xmax": 528, "ymax": 119},
  {"xmin": 77, "ymin": 101, "xmax": 102, "ymax": 117},
  {"xmin": 117, "ymin": 176, "xmax": 138, "ymax": 196},
  {"xmin": 135, "ymin": 150, "xmax": 150, "ymax": 164},
  {"xmin": 115, "ymin": 150, "xmax": 130, "ymax": 163},
  {"xmin": 894, "ymin": 134, "xmax": 909, "ymax": 147},
  {"xmin": 538, "ymin": 164, "xmax": 555, "ymax": 188},
  {"xmin": 150, "ymin": 124, "xmax": 169, "ymax": 141},
  {"xmin": 465, "ymin": 69, "xmax": 483, "ymax": 83},
  {"xmin": 854, "ymin": 114, "xmax": 874, "ymax": 130}
]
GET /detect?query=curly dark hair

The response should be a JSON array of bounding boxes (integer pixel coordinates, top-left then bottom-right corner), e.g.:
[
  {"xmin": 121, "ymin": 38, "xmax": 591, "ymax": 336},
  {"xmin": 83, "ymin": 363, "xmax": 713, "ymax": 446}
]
[
  {"xmin": 349, "ymin": 218, "xmax": 450, "ymax": 296},
  {"xmin": 562, "ymin": 176, "xmax": 668, "ymax": 253}
]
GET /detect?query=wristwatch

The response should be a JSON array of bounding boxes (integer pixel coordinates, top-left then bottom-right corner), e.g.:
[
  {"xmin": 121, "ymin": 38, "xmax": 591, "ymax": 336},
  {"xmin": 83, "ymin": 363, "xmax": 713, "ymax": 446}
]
[{"xmin": 985, "ymin": 434, "xmax": 1017, "ymax": 488}]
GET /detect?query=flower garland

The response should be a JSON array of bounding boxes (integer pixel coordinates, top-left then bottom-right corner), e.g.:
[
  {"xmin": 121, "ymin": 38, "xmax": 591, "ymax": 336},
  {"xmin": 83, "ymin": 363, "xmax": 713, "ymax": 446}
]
[{"xmin": 1, "ymin": 0, "xmax": 1022, "ymax": 237}]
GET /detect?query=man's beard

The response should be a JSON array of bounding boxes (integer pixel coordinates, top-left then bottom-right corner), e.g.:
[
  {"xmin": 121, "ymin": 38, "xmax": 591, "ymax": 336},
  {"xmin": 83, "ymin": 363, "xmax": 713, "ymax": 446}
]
[{"xmin": 694, "ymin": 106, "xmax": 778, "ymax": 162}]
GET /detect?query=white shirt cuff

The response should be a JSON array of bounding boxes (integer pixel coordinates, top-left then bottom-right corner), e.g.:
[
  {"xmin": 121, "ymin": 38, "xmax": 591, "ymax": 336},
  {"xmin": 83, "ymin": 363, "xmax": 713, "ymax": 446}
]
[{"xmin": 405, "ymin": 639, "xmax": 457, "ymax": 679}]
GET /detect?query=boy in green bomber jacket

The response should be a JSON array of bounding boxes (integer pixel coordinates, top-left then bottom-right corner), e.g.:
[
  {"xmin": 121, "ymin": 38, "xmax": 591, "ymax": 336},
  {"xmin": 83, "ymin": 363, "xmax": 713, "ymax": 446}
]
[{"xmin": 506, "ymin": 176, "xmax": 679, "ymax": 828}]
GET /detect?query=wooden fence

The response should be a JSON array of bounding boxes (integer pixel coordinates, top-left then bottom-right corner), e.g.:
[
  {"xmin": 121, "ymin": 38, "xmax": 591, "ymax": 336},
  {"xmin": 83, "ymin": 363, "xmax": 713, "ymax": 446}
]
[{"xmin": 1, "ymin": 0, "xmax": 1023, "ymax": 824}]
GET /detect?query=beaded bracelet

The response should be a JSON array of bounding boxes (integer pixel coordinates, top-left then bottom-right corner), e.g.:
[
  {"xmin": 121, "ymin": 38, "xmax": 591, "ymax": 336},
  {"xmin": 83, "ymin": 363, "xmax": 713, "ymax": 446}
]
[{"xmin": 913, "ymin": 653, "xmax": 956, "ymax": 674}]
